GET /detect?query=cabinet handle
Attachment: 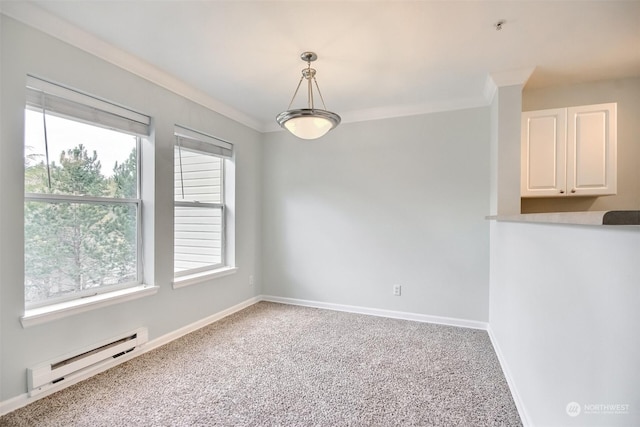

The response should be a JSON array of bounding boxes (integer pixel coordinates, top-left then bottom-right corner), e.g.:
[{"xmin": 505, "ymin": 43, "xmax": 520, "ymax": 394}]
[
  {"xmin": 571, "ymin": 189, "xmax": 576, "ymax": 193},
  {"xmin": 559, "ymin": 190, "xmax": 565, "ymax": 194}
]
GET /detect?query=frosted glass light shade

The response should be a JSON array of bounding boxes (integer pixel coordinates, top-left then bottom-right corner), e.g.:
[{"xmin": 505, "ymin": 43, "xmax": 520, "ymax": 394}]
[
  {"xmin": 284, "ymin": 116, "xmax": 332, "ymax": 140},
  {"xmin": 276, "ymin": 108, "xmax": 341, "ymax": 140}
]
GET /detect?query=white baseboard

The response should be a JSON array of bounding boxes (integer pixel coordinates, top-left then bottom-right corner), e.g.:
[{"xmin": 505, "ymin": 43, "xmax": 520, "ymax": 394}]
[
  {"xmin": 140, "ymin": 295, "xmax": 261, "ymax": 354},
  {"xmin": 0, "ymin": 295, "xmax": 261, "ymax": 417},
  {"xmin": 487, "ymin": 327, "xmax": 532, "ymax": 427},
  {"xmin": 1, "ymin": 294, "xmax": 489, "ymax": 417},
  {"xmin": 0, "ymin": 394, "xmax": 30, "ymax": 419},
  {"xmin": 260, "ymin": 295, "xmax": 489, "ymax": 330},
  {"xmin": 1, "ymin": 343, "xmax": 146, "ymax": 416}
]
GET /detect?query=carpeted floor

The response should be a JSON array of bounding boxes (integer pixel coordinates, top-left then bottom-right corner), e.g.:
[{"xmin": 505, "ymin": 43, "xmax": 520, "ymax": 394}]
[{"xmin": 0, "ymin": 302, "xmax": 522, "ymax": 426}]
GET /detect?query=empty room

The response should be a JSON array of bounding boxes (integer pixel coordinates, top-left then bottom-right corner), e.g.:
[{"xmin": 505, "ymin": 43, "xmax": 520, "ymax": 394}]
[{"xmin": 1, "ymin": 1, "xmax": 639, "ymax": 426}]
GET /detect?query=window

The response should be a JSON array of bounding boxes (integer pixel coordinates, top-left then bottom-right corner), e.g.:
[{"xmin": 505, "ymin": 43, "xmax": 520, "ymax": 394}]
[
  {"xmin": 174, "ymin": 126, "xmax": 233, "ymax": 280},
  {"xmin": 24, "ymin": 76, "xmax": 150, "ymax": 308}
]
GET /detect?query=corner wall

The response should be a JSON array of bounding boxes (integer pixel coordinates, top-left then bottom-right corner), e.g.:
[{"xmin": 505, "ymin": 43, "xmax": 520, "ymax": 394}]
[
  {"xmin": 490, "ymin": 221, "xmax": 640, "ymax": 426},
  {"xmin": 262, "ymin": 108, "xmax": 491, "ymax": 322},
  {"xmin": 489, "ymin": 84, "xmax": 523, "ymax": 216},
  {"xmin": 487, "ymin": 73, "xmax": 640, "ymax": 426}
]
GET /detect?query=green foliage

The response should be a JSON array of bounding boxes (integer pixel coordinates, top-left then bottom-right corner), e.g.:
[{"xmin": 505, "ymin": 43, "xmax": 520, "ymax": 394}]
[
  {"xmin": 112, "ymin": 149, "xmax": 137, "ymax": 198},
  {"xmin": 52, "ymin": 144, "xmax": 106, "ymax": 196},
  {"xmin": 24, "ymin": 144, "xmax": 138, "ymax": 305}
]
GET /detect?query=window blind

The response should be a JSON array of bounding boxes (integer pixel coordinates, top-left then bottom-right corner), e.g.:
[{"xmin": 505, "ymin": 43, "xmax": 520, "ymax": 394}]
[
  {"xmin": 174, "ymin": 125, "xmax": 233, "ymax": 158},
  {"xmin": 26, "ymin": 75, "xmax": 150, "ymax": 136}
]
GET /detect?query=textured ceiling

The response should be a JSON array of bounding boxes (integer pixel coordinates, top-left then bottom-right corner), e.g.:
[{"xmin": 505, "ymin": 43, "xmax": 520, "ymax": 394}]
[{"xmin": 3, "ymin": 1, "xmax": 640, "ymax": 131}]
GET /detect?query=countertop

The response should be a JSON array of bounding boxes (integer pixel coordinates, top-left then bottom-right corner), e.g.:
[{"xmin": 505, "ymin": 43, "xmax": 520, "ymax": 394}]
[{"xmin": 486, "ymin": 210, "xmax": 640, "ymax": 226}]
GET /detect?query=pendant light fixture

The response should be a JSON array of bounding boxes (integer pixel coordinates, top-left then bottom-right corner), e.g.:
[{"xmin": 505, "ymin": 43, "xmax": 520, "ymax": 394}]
[{"xmin": 276, "ymin": 52, "xmax": 341, "ymax": 140}]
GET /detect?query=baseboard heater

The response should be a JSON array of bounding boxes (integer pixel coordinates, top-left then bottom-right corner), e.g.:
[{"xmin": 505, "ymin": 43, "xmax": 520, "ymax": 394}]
[{"xmin": 28, "ymin": 327, "xmax": 148, "ymax": 397}]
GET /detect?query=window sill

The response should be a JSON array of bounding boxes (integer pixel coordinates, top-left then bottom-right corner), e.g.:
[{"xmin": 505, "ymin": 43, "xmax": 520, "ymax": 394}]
[
  {"xmin": 172, "ymin": 266, "xmax": 238, "ymax": 289},
  {"xmin": 21, "ymin": 284, "xmax": 159, "ymax": 328}
]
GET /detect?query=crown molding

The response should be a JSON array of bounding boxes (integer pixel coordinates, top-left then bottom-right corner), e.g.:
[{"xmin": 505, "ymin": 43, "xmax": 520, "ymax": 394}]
[
  {"xmin": 0, "ymin": 2, "xmax": 264, "ymax": 132},
  {"xmin": 484, "ymin": 67, "xmax": 536, "ymax": 103},
  {"xmin": 1, "ymin": 2, "xmax": 537, "ymax": 134},
  {"xmin": 263, "ymin": 95, "xmax": 489, "ymax": 133}
]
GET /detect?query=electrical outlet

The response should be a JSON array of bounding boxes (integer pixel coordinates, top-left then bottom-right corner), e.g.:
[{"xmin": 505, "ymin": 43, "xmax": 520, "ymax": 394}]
[
  {"xmin": 393, "ymin": 284, "xmax": 401, "ymax": 296},
  {"xmin": 249, "ymin": 275, "xmax": 254, "ymax": 286}
]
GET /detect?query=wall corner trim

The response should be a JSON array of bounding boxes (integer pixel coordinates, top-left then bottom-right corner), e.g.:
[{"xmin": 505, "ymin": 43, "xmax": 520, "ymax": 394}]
[
  {"xmin": 487, "ymin": 327, "xmax": 533, "ymax": 427},
  {"xmin": 487, "ymin": 67, "xmax": 536, "ymax": 95},
  {"xmin": 483, "ymin": 75, "xmax": 498, "ymax": 104},
  {"xmin": 484, "ymin": 67, "xmax": 535, "ymax": 104}
]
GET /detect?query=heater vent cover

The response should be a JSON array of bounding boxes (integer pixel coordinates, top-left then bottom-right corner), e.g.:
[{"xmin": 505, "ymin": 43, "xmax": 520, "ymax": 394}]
[{"xmin": 28, "ymin": 327, "xmax": 148, "ymax": 397}]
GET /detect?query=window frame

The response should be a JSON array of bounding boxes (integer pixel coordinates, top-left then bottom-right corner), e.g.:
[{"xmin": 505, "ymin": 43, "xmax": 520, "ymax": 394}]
[
  {"xmin": 23, "ymin": 76, "xmax": 149, "ymax": 309},
  {"xmin": 173, "ymin": 125, "xmax": 233, "ymax": 280},
  {"xmin": 174, "ymin": 158, "xmax": 226, "ymax": 277}
]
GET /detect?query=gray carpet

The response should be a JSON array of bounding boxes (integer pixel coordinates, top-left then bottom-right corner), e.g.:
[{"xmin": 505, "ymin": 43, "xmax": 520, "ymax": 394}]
[{"xmin": 0, "ymin": 302, "xmax": 522, "ymax": 426}]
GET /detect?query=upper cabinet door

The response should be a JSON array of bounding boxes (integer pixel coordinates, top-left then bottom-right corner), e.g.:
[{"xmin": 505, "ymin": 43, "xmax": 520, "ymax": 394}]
[
  {"xmin": 566, "ymin": 103, "xmax": 617, "ymax": 196},
  {"xmin": 521, "ymin": 108, "xmax": 567, "ymax": 197}
]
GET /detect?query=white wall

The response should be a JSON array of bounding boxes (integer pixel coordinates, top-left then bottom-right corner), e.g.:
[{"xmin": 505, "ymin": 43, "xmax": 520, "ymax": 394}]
[
  {"xmin": 490, "ymin": 84, "xmax": 523, "ymax": 216},
  {"xmin": 0, "ymin": 15, "xmax": 262, "ymax": 401},
  {"xmin": 262, "ymin": 108, "xmax": 491, "ymax": 322},
  {"xmin": 490, "ymin": 221, "xmax": 640, "ymax": 426}
]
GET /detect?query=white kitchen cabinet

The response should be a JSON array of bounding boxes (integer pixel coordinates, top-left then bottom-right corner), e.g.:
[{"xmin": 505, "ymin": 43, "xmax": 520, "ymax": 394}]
[{"xmin": 521, "ymin": 103, "xmax": 616, "ymax": 197}]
